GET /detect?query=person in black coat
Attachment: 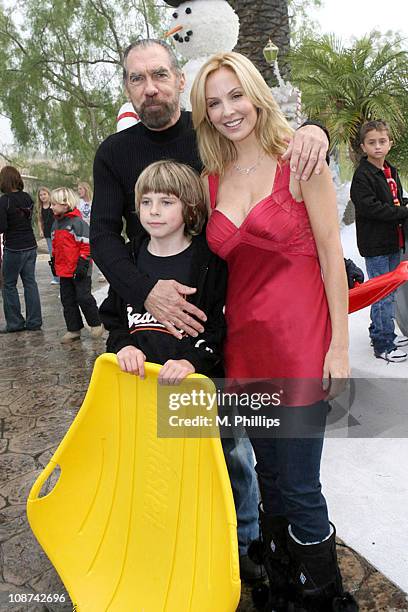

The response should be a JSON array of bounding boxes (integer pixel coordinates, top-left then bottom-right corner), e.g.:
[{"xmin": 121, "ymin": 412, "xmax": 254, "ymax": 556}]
[{"xmin": 0, "ymin": 166, "xmax": 42, "ymax": 333}]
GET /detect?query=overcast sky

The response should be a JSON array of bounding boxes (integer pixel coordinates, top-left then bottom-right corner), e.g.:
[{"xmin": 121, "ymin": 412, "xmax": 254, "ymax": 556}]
[
  {"xmin": 310, "ymin": 0, "xmax": 407, "ymax": 42},
  {"xmin": 1, "ymin": 0, "xmax": 407, "ymax": 149}
]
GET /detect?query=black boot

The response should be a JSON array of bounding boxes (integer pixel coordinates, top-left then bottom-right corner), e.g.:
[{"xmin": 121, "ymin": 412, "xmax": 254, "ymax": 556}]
[
  {"xmin": 287, "ymin": 525, "xmax": 359, "ymax": 611},
  {"xmin": 248, "ymin": 508, "xmax": 290, "ymax": 611}
]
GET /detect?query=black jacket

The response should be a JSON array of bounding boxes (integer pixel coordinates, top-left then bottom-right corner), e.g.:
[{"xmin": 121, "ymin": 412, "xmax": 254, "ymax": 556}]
[
  {"xmin": 0, "ymin": 191, "xmax": 37, "ymax": 251},
  {"xmin": 351, "ymin": 157, "xmax": 408, "ymax": 257},
  {"xmin": 99, "ymin": 234, "xmax": 227, "ymax": 377}
]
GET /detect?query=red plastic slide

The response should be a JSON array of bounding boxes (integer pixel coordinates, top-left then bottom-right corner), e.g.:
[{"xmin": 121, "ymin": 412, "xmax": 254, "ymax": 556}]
[{"xmin": 348, "ymin": 261, "xmax": 408, "ymax": 313}]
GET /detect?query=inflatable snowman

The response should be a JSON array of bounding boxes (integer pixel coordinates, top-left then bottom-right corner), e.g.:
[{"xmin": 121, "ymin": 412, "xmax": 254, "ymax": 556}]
[
  {"xmin": 116, "ymin": 0, "xmax": 239, "ymax": 130},
  {"xmin": 116, "ymin": 103, "xmax": 139, "ymax": 131},
  {"xmin": 164, "ymin": 0, "xmax": 239, "ymax": 110}
]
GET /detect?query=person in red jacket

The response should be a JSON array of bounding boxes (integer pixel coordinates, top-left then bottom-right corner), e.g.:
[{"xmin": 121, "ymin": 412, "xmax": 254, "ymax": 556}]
[{"xmin": 50, "ymin": 187, "xmax": 103, "ymax": 344}]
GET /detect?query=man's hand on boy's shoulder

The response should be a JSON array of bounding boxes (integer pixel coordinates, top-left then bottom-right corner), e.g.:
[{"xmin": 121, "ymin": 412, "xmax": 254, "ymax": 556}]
[{"xmin": 145, "ymin": 279, "xmax": 207, "ymax": 339}]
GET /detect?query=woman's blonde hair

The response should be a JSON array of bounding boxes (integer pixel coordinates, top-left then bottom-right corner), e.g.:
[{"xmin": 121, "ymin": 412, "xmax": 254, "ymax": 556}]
[
  {"xmin": 50, "ymin": 187, "xmax": 79, "ymax": 211},
  {"xmin": 190, "ymin": 51, "xmax": 294, "ymax": 176},
  {"xmin": 36, "ymin": 186, "xmax": 51, "ymax": 233},
  {"xmin": 134, "ymin": 160, "xmax": 207, "ymax": 236},
  {"xmin": 78, "ymin": 181, "xmax": 93, "ymax": 202}
]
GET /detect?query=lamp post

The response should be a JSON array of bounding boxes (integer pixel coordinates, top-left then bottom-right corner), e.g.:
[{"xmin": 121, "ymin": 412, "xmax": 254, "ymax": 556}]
[
  {"xmin": 263, "ymin": 38, "xmax": 302, "ymax": 126},
  {"xmin": 263, "ymin": 39, "xmax": 284, "ymax": 88}
]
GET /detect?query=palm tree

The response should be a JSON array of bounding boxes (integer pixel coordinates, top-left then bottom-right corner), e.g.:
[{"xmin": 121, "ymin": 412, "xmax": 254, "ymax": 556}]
[
  {"xmin": 228, "ymin": 0, "xmax": 290, "ymax": 85},
  {"xmin": 288, "ymin": 35, "xmax": 408, "ymax": 164}
]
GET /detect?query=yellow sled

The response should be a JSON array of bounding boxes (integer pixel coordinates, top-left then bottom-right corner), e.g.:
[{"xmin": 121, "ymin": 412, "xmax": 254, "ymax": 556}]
[{"xmin": 27, "ymin": 354, "xmax": 240, "ymax": 612}]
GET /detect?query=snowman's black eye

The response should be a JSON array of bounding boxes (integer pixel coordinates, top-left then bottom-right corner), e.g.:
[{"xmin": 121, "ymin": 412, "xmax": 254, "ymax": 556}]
[
  {"xmin": 172, "ymin": 12, "xmax": 178, "ymax": 18},
  {"xmin": 185, "ymin": 7, "xmax": 192, "ymax": 14}
]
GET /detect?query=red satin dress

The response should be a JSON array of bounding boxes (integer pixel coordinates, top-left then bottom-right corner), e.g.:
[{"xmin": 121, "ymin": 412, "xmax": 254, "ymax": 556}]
[{"xmin": 207, "ymin": 161, "xmax": 332, "ymax": 405}]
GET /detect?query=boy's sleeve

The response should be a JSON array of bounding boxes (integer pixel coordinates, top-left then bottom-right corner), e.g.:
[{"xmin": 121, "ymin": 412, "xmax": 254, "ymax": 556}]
[
  {"xmin": 99, "ymin": 286, "xmax": 141, "ymax": 354},
  {"xmin": 178, "ymin": 257, "xmax": 227, "ymax": 375},
  {"xmin": 351, "ymin": 175, "xmax": 408, "ymax": 222},
  {"xmin": 72, "ymin": 218, "xmax": 91, "ymax": 260}
]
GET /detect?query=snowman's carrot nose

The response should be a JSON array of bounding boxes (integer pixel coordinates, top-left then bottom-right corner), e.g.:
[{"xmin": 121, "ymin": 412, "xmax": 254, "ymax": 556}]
[{"xmin": 164, "ymin": 24, "xmax": 183, "ymax": 37}]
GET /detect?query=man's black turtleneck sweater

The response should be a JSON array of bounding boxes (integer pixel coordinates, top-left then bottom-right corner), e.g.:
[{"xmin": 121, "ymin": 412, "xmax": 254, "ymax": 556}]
[{"xmin": 90, "ymin": 111, "xmax": 201, "ymax": 307}]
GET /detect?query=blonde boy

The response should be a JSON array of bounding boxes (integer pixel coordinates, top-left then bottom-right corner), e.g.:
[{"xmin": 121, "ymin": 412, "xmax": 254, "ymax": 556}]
[
  {"xmin": 50, "ymin": 187, "xmax": 103, "ymax": 343},
  {"xmin": 99, "ymin": 160, "xmax": 227, "ymax": 384}
]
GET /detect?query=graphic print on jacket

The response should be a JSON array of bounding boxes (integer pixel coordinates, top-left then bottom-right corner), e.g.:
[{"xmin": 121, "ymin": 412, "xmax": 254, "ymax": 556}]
[{"xmin": 127, "ymin": 305, "xmax": 185, "ymax": 336}]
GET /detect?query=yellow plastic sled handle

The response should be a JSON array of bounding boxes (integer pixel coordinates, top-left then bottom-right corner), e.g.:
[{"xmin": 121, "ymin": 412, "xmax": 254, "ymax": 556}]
[{"xmin": 28, "ymin": 461, "xmax": 59, "ymax": 501}]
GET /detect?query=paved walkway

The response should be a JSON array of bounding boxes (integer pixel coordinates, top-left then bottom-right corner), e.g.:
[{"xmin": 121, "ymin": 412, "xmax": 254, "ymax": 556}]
[{"xmin": 0, "ymin": 254, "xmax": 407, "ymax": 611}]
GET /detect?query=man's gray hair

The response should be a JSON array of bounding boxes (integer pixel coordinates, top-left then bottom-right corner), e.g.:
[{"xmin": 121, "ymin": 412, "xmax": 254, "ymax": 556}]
[{"xmin": 122, "ymin": 39, "xmax": 181, "ymax": 83}]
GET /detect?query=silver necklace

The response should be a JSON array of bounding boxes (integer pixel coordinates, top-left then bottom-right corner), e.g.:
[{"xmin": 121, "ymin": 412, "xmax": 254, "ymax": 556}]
[{"xmin": 233, "ymin": 151, "xmax": 262, "ymax": 175}]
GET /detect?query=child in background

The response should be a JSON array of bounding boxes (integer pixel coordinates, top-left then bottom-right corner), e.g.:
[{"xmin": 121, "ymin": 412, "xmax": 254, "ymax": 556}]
[
  {"xmin": 77, "ymin": 181, "xmax": 93, "ymax": 226},
  {"xmin": 351, "ymin": 120, "xmax": 408, "ymax": 362},
  {"xmin": 36, "ymin": 186, "xmax": 59, "ymax": 284},
  {"xmin": 50, "ymin": 187, "xmax": 103, "ymax": 344},
  {"xmin": 78, "ymin": 181, "xmax": 106, "ymax": 283},
  {"xmin": 99, "ymin": 160, "xmax": 227, "ymax": 383}
]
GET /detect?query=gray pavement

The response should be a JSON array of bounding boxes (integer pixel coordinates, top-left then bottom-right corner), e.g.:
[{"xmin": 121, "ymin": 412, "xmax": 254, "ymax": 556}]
[{"xmin": 0, "ymin": 255, "xmax": 407, "ymax": 611}]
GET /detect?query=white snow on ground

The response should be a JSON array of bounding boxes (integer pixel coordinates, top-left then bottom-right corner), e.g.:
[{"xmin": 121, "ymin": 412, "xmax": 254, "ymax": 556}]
[{"xmin": 93, "ymin": 224, "xmax": 408, "ymax": 594}]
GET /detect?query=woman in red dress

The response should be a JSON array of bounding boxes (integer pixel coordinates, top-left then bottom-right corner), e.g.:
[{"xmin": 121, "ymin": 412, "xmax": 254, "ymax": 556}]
[{"xmin": 191, "ymin": 53, "xmax": 357, "ymax": 611}]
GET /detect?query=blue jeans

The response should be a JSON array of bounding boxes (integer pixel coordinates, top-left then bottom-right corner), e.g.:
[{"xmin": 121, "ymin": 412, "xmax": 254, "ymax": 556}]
[
  {"xmin": 46, "ymin": 237, "xmax": 59, "ymax": 283},
  {"xmin": 249, "ymin": 402, "xmax": 330, "ymax": 544},
  {"xmin": 2, "ymin": 248, "xmax": 42, "ymax": 331},
  {"xmin": 365, "ymin": 253, "xmax": 400, "ymax": 353},
  {"xmin": 221, "ymin": 434, "xmax": 260, "ymax": 555}
]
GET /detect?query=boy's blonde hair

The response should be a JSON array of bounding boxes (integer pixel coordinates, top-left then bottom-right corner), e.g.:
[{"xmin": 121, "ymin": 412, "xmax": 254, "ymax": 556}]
[
  {"xmin": 78, "ymin": 181, "xmax": 93, "ymax": 202},
  {"xmin": 50, "ymin": 187, "xmax": 79, "ymax": 211},
  {"xmin": 135, "ymin": 161, "xmax": 207, "ymax": 236},
  {"xmin": 190, "ymin": 51, "xmax": 294, "ymax": 176}
]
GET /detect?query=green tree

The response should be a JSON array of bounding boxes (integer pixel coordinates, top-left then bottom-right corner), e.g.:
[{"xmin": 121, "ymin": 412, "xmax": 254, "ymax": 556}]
[
  {"xmin": 288, "ymin": 34, "xmax": 408, "ymax": 165},
  {"xmin": 288, "ymin": 0, "xmax": 322, "ymax": 46},
  {"xmin": 228, "ymin": 0, "xmax": 291, "ymax": 85},
  {"xmin": 0, "ymin": 0, "xmax": 169, "ymax": 180}
]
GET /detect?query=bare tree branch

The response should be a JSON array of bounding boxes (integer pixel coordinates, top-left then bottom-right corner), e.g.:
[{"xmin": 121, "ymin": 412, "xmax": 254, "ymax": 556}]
[{"xmin": 89, "ymin": 0, "xmax": 124, "ymax": 63}]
